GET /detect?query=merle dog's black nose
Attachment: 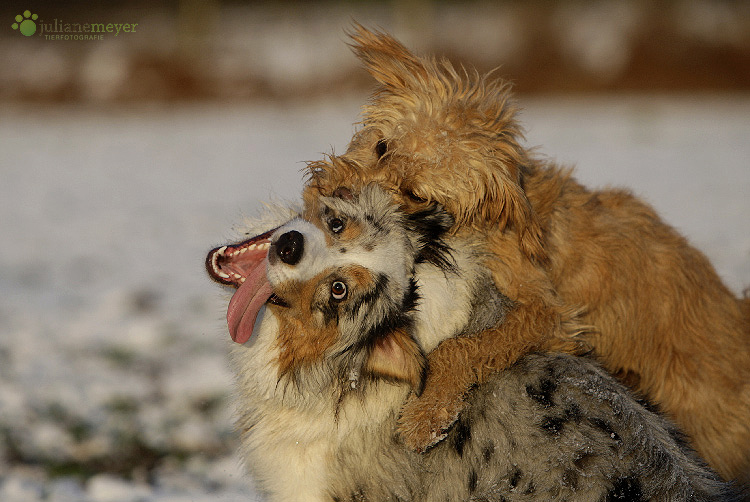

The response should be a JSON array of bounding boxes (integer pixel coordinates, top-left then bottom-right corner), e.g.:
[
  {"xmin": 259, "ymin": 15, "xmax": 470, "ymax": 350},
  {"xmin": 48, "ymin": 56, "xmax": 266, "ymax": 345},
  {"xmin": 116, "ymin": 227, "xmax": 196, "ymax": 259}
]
[{"xmin": 274, "ymin": 230, "xmax": 304, "ymax": 265}]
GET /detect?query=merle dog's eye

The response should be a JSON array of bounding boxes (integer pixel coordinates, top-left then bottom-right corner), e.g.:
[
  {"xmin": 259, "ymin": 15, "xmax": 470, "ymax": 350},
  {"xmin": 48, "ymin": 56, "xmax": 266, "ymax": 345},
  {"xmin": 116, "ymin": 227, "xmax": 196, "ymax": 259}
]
[
  {"xmin": 375, "ymin": 139, "xmax": 388, "ymax": 158},
  {"xmin": 331, "ymin": 281, "xmax": 348, "ymax": 301},
  {"xmin": 329, "ymin": 217, "xmax": 345, "ymax": 234}
]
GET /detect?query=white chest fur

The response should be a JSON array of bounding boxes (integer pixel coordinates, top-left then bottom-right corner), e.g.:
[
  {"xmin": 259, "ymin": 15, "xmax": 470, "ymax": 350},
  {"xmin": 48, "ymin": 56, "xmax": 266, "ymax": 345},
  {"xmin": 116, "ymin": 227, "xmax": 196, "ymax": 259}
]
[
  {"xmin": 231, "ymin": 314, "xmax": 409, "ymax": 502},
  {"xmin": 411, "ymin": 246, "xmax": 480, "ymax": 352}
]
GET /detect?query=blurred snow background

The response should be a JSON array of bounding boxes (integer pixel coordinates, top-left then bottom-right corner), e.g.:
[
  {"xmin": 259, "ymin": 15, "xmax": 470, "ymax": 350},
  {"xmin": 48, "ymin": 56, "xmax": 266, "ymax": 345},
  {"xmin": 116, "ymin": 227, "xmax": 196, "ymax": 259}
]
[{"xmin": 0, "ymin": 1, "xmax": 749, "ymax": 501}]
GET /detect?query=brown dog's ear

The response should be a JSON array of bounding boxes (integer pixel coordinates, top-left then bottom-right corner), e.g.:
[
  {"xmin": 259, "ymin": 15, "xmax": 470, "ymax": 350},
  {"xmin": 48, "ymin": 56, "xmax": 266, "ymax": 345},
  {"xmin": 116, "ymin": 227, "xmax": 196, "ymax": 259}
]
[
  {"xmin": 366, "ymin": 328, "xmax": 427, "ymax": 395},
  {"xmin": 347, "ymin": 23, "xmax": 428, "ymax": 91},
  {"xmin": 482, "ymin": 162, "xmax": 547, "ymax": 264}
]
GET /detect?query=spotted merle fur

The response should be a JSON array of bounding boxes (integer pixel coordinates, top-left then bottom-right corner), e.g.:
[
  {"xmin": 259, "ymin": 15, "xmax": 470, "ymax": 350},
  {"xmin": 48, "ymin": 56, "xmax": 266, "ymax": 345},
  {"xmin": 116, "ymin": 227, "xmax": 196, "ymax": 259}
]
[
  {"xmin": 326, "ymin": 353, "xmax": 739, "ymax": 501},
  {"xmin": 481, "ymin": 442, "xmax": 495, "ymax": 463},
  {"xmin": 451, "ymin": 416, "xmax": 472, "ymax": 458},
  {"xmin": 468, "ymin": 469, "xmax": 478, "ymax": 494},
  {"xmin": 605, "ymin": 476, "xmax": 644, "ymax": 502},
  {"xmin": 507, "ymin": 467, "xmax": 522, "ymax": 490},
  {"xmin": 525, "ymin": 377, "xmax": 556, "ymax": 409},
  {"xmin": 588, "ymin": 417, "xmax": 622, "ymax": 444},
  {"xmin": 540, "ymin": 415, "xmax": 566, "ymax": 436}
]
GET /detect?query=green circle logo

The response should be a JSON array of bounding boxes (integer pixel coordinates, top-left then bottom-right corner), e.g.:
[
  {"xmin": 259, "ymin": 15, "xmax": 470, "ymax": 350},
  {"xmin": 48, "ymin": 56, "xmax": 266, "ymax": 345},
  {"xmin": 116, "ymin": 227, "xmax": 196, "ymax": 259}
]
[{"xmin": 11, "ymin": 10, "xmax": 38, "ymax": 36}]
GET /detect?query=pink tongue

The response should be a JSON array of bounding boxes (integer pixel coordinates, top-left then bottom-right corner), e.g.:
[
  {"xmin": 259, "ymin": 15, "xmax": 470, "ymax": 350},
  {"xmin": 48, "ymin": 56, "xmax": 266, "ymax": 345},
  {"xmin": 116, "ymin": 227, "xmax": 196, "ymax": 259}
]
[{"xmin": 227, "ymin": 257, "xmax": 272, "ymax": 344}]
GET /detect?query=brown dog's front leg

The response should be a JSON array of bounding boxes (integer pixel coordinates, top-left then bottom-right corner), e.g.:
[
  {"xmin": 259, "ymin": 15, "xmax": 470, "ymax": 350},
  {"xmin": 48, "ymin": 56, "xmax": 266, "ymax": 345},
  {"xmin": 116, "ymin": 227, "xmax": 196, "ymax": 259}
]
[
  {"xmin": 396, "ymin": 335, "xmax": 488, "ymax": 452},
  {"xmin": 396, "ymin": 299, "xmax": 585, "ymax": 453},
  {"xmin": 396, "ymin": 324, "xmax": 542, "ymax": 452}
]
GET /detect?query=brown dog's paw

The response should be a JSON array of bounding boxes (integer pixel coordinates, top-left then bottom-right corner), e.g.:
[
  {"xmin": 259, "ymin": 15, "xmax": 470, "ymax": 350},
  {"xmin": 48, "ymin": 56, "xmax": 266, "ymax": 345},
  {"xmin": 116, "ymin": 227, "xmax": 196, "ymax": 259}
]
[{"xmin": 397, "ymin": 393, "xmax": 465, "ymax": 453}]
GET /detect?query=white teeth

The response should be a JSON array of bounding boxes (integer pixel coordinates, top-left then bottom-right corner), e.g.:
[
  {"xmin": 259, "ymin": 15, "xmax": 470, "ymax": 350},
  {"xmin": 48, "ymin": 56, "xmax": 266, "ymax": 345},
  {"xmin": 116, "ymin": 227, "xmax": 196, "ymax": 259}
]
[
  {"xmin": 227, "ymin": 241, "xmax": 270, "ymax": 256},
  {"xmin": 212, "ymin": 246, "xmax": 228, "ymax": 276},
  {"xmin": 212, "ymin": 241, "xmax": 270, "ymax": 283}
]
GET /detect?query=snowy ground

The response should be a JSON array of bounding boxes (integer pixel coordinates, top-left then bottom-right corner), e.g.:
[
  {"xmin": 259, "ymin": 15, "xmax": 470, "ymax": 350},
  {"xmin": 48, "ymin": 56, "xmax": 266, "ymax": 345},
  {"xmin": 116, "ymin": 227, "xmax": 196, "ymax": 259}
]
[{"xmin": 1, "ymin": 94, "xmax": 749, "ymax": 501}]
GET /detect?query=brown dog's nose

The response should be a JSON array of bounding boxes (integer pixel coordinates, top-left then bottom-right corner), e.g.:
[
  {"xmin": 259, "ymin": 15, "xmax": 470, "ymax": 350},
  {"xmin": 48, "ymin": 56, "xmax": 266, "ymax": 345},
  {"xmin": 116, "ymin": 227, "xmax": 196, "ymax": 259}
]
[{"xmin": 273, "ymin": 230, "xmax": 304, "ymax": 265}]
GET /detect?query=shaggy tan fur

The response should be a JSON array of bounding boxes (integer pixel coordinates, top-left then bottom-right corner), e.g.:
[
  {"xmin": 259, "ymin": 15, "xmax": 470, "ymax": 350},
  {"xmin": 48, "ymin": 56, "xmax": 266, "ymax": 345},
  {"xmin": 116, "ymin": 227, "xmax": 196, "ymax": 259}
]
[{"xmin": 302, "ymin": 26, "xmax": 750, "ymax": 483}]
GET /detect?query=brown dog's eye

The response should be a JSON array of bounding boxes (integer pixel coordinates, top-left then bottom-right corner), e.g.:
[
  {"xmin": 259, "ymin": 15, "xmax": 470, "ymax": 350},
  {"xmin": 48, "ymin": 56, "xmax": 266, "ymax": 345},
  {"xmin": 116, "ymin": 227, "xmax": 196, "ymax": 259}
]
[
  {"xmin": 375, "ymin": 139, "xmax": 388, "ymax": 158},
  {"xmin": 331, "ymin": 281, "xmax": 348, "ymax": 301},
  {"xmin": 405, "ymin": 190, "xmax": 427, "ymax": 203},
  {"xmin": 332, "ymin": 187, "xmax": 353, "ymax": 200}
]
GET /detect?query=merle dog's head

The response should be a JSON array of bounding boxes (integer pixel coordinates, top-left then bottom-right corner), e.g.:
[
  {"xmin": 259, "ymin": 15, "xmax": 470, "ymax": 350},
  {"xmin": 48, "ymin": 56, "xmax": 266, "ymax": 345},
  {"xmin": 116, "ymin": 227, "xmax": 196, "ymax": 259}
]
[{"xmin": 207, "ymin": 184, "xmax": 454, "ymax": 397}]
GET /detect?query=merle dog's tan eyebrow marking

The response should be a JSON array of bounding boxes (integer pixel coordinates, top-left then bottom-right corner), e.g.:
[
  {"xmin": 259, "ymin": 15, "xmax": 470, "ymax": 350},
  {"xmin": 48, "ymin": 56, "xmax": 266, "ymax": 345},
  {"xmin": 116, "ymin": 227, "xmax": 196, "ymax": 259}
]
[{"xmin": 271, "ymin": 264, "xmax": 380, "ymax": 378}]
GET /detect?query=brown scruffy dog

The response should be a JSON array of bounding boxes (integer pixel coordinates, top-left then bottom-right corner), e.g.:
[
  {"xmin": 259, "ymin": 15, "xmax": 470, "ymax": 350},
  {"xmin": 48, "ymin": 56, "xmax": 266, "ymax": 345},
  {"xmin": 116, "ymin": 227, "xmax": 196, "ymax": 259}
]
[{"xmin": 303, "ymin": 26, "xmax": 750, "ymax": 484}]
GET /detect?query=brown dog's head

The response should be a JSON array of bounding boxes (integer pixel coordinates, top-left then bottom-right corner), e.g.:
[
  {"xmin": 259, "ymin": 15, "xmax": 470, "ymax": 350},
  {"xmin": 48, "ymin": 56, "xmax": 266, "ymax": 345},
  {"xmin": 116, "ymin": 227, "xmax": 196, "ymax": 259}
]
[{"xmin": 304, "ymin": 25, "xmax": 545, "ymax": 262}]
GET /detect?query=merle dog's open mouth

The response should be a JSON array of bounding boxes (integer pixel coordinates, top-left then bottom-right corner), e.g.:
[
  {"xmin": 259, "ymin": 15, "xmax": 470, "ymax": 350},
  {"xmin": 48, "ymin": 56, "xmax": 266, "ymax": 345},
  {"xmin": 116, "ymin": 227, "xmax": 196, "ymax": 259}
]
[
  {"xmin": 206, "ymin": 228, "xmax": 277, "ymax": 287},
  {"xmin": 206, "ymin": 227, "xmax": 292, "ymax": 308}
]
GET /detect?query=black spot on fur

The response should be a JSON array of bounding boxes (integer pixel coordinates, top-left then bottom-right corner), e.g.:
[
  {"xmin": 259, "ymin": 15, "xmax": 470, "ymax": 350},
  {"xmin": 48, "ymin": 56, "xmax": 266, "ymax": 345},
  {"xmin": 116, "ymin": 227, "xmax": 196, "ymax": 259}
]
[
  {"xmin": 403, "ymin": 277, "xmax": 420, "ymax": 313},
  {"xmin": 468, "ymin": 469, "xmax": 478, "ymax": 493},
  {"xmin": 508, "ymin": 467, "xmax": 522, "ymax": 490},
  {"xmin": 524, "ymin": 480, "xmax": 536, "ymax": 495},
  {"xmin": 452, "ymin": 418, "xmax": 472, "ymax": 457},
  {"xmin": 541, "ymin": 415, "xmax": 566, "ymax": 435},
  {"xmin": 339, "ymin": 247, "xmax": 347, "ymax": 253},
  {"xmin": 589, "ymin": 417, "xmax": 621, "ymax": 444},
  {"xmin": 405, "ymin": 205, "xmax": 455, "ymax": 271},
  {"xmin": 564, "ymin": 403, "xmax": 582, "ymax": 422},
  {"xmin": 604, "ymin": 477, "xmax": 643, "ymax": 502},
  {"xmin": 525, "ymin": 378, "xmax": 556, "ymax": 408},
  {"xmin": 350, "ymin": 487, "xmax": 368, "ymax": 502},
  {"xmin": 665, "ymin": 423, "xmax": 695, "ymax": 457},
  {"xmin": 562, "ymin": 469, "xmax": 579, "ymax": 490},
  {"xmin": 633, "ymin": 394, "xmax": 661, "ymax": 416},
  {"xmin": 482, "ymin": 442, "xmax": 495, "ymax": 463}
]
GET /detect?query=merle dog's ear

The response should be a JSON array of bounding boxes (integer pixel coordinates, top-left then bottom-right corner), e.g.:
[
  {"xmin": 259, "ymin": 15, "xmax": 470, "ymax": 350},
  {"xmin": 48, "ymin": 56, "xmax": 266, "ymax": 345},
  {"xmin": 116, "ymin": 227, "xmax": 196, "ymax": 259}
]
[
  {"xmin": 407, "ymin": 204, "xmax": 455, "ymax": 236},
  {"xmin": 406, "ymin": 204, "xmax": 456, "ymax": 271},
  {"xmin": 366, "ymin": 328, "xmax": 427, "ymax": 395}
]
